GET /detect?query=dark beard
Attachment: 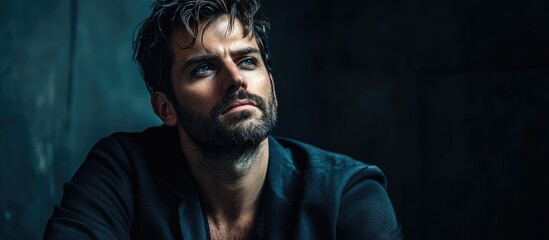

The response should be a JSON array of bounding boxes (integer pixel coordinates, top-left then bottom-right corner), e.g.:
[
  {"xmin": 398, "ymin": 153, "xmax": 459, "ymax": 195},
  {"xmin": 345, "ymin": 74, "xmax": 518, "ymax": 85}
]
[{"xmin": 176, "ymin": 89, "xmax": 277, "ymax": 153}]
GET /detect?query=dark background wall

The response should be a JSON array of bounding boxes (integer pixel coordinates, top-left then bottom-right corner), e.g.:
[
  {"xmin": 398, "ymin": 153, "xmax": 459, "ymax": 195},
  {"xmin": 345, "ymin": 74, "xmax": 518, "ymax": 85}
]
[{"xmin": 1, "ymin": 0, "xmax": 548, "ymax": 239}]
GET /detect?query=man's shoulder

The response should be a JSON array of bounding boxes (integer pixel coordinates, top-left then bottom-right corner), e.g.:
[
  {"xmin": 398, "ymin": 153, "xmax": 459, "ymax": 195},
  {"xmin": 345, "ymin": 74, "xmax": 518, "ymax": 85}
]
[
  {"xmin": 270, "ymin": 136, "xmax": 371, "ymax": 168},
  {"xmin": 85, "ymin": 125, "xmax": 180, "ymax": 171},
  {"xmin": 269, "ymin": 136, "xmax": 386, "ymax": 185},
  {"xmin": 96, "ymin": 125, "xmax": 176, "ymax": 150}
]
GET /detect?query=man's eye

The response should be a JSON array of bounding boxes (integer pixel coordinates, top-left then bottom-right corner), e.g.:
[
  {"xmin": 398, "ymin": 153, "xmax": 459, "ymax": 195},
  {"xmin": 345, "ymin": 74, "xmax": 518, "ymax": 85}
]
[
  {"xmin": 239, "ymin": 58, "xmax": 257, "ymax": 70},
  {"xmin": 192, "ymin": 64, "xmax": 215, "ymax": 77}
]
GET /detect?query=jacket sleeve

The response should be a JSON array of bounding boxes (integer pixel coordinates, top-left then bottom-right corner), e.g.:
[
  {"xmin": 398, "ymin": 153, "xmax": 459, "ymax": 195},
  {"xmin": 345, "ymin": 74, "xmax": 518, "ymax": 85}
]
[
  {"xmin": 336, "ymin": 166, "xmax": 403, "ymax": 239},
  {"xmin": 43, "ymin": 135, "xmax": 134, "ymax": 240}
]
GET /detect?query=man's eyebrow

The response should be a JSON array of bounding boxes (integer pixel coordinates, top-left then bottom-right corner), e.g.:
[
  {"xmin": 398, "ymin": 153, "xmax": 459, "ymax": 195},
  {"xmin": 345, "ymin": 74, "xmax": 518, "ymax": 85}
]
[
  {"xmin": 231, "ymin": 47, "xmax": 261, "ymax": 57},
  {"xmin": 182, "ymin": 53, "xmax": 219, "ymax": 71}
]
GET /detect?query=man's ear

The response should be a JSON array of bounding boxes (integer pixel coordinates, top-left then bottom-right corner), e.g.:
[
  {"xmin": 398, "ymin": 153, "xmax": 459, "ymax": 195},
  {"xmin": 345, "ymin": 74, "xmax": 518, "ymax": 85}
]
[
  {"xmin": 151, "ymin": 92, "xmax": 178, "ymax": 126},
  {"xmin": 269, "ymin": 73, "xmax": 278, "ymax": 108}
]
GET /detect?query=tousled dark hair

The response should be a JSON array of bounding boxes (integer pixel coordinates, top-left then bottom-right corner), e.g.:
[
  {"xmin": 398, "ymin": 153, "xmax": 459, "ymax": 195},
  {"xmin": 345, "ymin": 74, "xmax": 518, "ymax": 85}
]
[{"xmin": 133, "ymin": 0, "xmax": 271, "ymax": 101}]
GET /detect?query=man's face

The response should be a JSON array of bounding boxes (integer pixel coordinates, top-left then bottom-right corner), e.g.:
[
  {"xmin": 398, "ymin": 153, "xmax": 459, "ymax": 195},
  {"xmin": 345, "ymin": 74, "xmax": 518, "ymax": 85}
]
[{"xmin": 169, "ymin": 15, "xmax": 277, "ymax": 148}]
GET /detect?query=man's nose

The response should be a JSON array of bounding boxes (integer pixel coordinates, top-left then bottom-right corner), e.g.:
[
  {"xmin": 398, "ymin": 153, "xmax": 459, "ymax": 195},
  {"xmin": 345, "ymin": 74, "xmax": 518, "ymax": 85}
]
[{"xmin": 222, "ymin": 62, "xmax": 248, "ymax": 93}]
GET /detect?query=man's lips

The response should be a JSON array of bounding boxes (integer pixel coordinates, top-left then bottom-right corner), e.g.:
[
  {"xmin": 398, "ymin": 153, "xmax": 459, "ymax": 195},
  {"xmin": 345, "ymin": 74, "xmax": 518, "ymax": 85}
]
[{"xmin": 222, "ymin": 99, "xmax": 256, "ymax": 114}]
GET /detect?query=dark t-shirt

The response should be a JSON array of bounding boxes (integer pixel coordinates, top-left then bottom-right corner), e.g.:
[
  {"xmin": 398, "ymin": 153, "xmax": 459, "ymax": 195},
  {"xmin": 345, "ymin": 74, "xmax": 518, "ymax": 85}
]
[{"xmin": 44, "ymin": 125, "xmax": 402, "ymax": 239}]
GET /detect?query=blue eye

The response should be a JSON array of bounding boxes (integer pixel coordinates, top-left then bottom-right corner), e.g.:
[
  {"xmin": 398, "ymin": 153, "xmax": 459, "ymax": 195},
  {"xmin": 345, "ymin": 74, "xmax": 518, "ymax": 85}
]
[
  {"xmin": 239, "ymin": 58, "xmax": 257, "ymax": 70},
  {"xmin": 192, "ymin": 64, "xmax": 215, "ymax": 78}
]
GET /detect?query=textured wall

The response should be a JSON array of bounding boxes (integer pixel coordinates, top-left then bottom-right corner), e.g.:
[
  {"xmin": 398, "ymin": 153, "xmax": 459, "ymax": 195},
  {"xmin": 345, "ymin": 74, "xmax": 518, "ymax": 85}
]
[
  {"xmin": 1, "ymin": 0, "xmax": 548, "ymax": 239},
  {"xmin": 1, "ymin": 1, "xmax": 159, "ymax": 239}
]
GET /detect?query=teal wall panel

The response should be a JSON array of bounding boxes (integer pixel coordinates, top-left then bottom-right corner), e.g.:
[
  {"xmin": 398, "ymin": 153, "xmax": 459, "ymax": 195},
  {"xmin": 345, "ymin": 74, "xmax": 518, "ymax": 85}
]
[
  {"xmin": 1, "ymin": 1, "xmax": 72, "ymax": 239},
  {"xmin": 0, "ymin": 1, "xmax": 158, "ymax": 239}
]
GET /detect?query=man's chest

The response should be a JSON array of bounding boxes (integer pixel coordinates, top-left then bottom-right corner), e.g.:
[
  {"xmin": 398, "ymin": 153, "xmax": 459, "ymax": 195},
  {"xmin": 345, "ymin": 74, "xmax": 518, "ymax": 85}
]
[{"xmin": 208, "ymin": 221, "xmax": 255, "ymax": 240}]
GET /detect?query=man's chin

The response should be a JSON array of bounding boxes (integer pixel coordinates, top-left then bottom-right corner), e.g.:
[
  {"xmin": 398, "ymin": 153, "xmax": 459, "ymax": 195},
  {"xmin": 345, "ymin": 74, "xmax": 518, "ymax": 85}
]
[
  {"xmin": 203, "ymin": 130, "xmax": 268, "ymax": 149},
  {"xmin": 217, "ymin": 121, "xmax": 271, "ymax": 146},
  {"xmin": 219, "ymin": 110, "xmax": 262, "ymax": 126},
  {"xmin": 223, "ymin": 122, "xmax": 267, "ymax": 137}
]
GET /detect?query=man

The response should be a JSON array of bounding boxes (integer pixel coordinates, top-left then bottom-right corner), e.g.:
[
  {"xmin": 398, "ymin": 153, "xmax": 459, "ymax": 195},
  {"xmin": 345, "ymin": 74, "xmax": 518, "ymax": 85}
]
[{"xmin": 44, "ymin": 0, "xmax": 402, "ymax": 239}]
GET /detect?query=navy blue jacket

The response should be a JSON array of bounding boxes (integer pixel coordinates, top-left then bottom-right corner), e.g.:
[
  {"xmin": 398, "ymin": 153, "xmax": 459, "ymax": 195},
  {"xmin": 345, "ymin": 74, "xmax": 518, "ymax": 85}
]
[{"xmin": 44, "ymin": 125, "xmax": 402, "ymax": 239}]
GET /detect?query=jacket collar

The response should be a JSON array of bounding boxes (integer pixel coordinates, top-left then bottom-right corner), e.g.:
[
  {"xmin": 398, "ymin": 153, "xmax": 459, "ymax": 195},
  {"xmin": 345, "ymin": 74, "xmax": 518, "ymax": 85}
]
[
  {"xmin": 253, "ymin": 137, "xmax": 301, "ymax": 238},
  {"xmin": 146, "ymin": 126, "xmax": 301, "ymax": 238}
]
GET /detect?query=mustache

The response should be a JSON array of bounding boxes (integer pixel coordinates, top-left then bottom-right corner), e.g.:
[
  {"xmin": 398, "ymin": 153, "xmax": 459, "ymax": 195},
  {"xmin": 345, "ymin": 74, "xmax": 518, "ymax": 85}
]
[{"xmin": 211, "ymin": 90, "xmax": 267, "ymax": 116}]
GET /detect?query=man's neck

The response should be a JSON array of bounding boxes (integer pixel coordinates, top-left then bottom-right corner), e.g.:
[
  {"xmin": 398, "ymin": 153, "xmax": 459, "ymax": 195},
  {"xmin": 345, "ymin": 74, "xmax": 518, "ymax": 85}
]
[{"xmin": 177, "ymin": 126, "xmax": 269, "ymax": 224}]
